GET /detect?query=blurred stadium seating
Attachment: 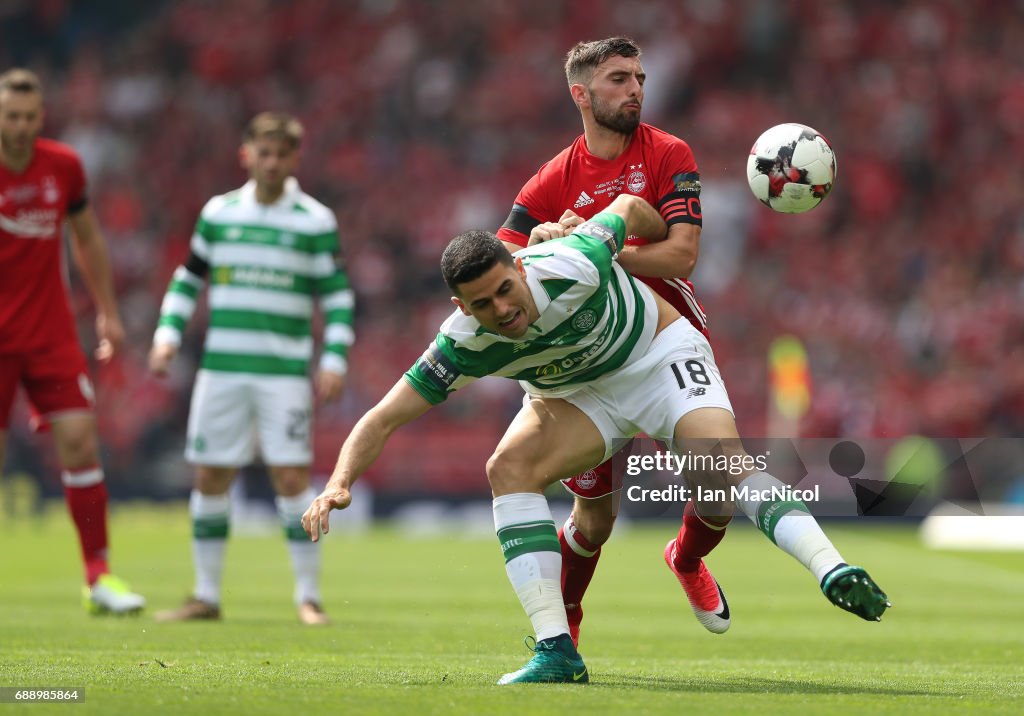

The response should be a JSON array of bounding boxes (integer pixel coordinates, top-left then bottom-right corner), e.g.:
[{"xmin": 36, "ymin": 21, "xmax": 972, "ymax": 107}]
[{"xmin": 3, "ymin": 0, "xmax": 1022, "ymax": 500}]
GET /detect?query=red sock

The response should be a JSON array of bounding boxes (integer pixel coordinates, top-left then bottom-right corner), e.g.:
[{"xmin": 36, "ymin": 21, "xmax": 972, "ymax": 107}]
[
  {"xmin": 559, "ymin": 517, "xmax": 601, "ymax": 609},
  {"xmin": 673, "ymin": 500, "xmax": 728, "ymax": 573},
  {"xmin": 62, "ymin": 467, "xmax": 110, "ymax": 586}
]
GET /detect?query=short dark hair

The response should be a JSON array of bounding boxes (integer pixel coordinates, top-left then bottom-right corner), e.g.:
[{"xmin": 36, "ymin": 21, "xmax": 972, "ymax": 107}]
[
  {"xmin": 564, "ymin": 37, "xmax": 641, "ymax": 85},
  {"xmin": 441, "ymin": 230, "xmax": 514, "ymax": 294},
  {"xmin": 243, "ymin": 112, "xmax": 303, "ymax": 148},
  {"xmin": 0, "ymin": 68, "xmax": 42, "ymax": 95}
]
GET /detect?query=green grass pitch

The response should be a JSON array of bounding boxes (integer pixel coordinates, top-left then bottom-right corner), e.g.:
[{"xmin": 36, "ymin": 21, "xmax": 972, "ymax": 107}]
[{"xmin": 1, "ymin": 505, "xmax": 1022, "ymax": 715}]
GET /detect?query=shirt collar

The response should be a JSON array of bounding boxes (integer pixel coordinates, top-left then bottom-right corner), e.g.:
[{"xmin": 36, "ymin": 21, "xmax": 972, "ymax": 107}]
[
  {"xmin": 523, "ymin": 262, "xmax": 552, "ymax": 319},
  {"xmin": 240, "ymin": 177, "xmax": 300, "ymax": 207}
]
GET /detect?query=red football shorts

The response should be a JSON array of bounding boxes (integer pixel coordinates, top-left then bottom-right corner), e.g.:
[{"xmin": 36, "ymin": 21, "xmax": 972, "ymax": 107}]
[
  {"xmin": 560, "ymin": 439, "xmax": 635, "ymax": 499},
  {"xmin": 0, "ymin": 341, "xmax": 94, "ymax": 431}
]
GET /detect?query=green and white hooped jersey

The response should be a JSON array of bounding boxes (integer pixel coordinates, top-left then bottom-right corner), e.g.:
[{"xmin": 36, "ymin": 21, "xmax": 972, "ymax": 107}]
[
  {"xmin": 405, "ymin": 212, "xmax": 658, "ymax": 404},
  {"xmin": 154, "ymin": 178, "xmax": 354, "ymax": 377}
]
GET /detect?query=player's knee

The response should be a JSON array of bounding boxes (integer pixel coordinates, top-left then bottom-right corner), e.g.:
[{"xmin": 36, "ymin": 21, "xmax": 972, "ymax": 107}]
[
  {"xmin": 486, "ymin": 449, "xmax": 540, "ymax": 496},
  {"xmin": 55, "ymin": 428, "xmax": 98, "ymax": 469},
  {"xmin": 194, "ymin": 466, "xmax": 235, "ymax": 494},
  {"xmin": 485, "ymin": 451, "xmax": 514, "ymax": 495},
  {"xmin": 270, "ymin": 466, "xmax": 310, "ymax": 496}
]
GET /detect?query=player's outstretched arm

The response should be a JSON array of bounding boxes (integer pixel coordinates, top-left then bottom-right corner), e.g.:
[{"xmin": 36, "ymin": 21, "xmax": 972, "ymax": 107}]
[
  {"xmin": 302, "ymin": 379, "xmax": 433, "ymax": 541},
  {"xmin": 67, "ymin": 206, "xmax": 124, "ymax": 361}
]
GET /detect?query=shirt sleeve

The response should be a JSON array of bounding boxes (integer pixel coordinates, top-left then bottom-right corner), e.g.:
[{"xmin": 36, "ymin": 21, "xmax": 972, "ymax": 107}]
[
  {"xmin": 154, "ymin": 267, "xmax": 205, "ymax": 348},
  {"xmin": 655, "ymin": 138, "xmax": 703, "ymax": 228},
  {"xmin": 497, "ymin": 170, "xmax": 552, "ymax": 246},
  {"xmin": 403, "ymin": 335, "xmax": 478, "ymax": 404},
  {"xmin": 152, "ymin": 207, "xmax": 215, "ymax": 347},
  {"xmin": 65, "ymin": 151, "xmax": 88, "ymax": 214},
  {"xmin": 313, "ymin": 223, "xmax": 355, "ymax": 376},
  {"xmin": 564, "ymin": 211, "xmax": 627, "ymax": 255},
  {"xmin": 551, "ymin": 211, "xmax": 627, "ymax": 288}
]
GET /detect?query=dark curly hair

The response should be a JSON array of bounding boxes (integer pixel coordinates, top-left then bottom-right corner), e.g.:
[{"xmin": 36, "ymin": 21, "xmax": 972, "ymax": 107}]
[{"xmin": 441, "ymin": 230, "xmax": 514, "ymax": 294}]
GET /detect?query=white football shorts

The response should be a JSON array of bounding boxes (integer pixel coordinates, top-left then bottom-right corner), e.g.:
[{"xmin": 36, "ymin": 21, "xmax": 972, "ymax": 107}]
[
  {"xmin": 185, "ymin": 370, "xmax": 313, "ymax": 466},
  {"xmin": 552, "ymin": 318, "xmax": 734, "ymax": 462}
]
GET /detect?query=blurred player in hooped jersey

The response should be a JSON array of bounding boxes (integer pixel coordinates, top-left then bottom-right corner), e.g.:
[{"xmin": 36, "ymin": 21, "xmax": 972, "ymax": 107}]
[
  {"xmin": 496, "ymin": 38, "xmax": 728, "ymax": 645},
  {"xmin": 149, "ymin": 113, "xmax": 354, "ymax": 626},
  {"xmin": 0, "ymin": 68, "xmax": 145, "ymax": 613}
]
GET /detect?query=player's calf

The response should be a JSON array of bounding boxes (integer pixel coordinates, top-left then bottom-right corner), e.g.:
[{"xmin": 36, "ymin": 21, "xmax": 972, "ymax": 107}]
[{"xmin": 559, "ymin": 511, "xmax": 606, "ymax": 648}]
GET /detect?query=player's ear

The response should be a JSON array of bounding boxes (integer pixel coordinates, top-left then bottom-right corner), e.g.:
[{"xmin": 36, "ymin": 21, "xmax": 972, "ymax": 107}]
[
  {"xmin": 569, "ymin": 83, "xmax": 589, "ymax": 110},
  {"xmin": 239, "ymin": 144, "xmax": 251, "ymax": 170},
  {"xmin": 451, "ymin": 296, "xmax": 470, "ymax": 316},
  {"xmin": 514, "ymin": 257, "xmax": 526, "ymax": 278}
]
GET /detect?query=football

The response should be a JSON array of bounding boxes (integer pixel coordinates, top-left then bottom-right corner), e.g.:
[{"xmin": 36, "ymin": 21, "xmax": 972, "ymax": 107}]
[{"xmin": 747, "ymin": 123, "xmax": 836, "ymax": 213}]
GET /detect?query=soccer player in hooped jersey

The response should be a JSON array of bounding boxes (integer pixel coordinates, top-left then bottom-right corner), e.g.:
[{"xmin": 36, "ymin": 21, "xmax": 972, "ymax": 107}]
[
  {"xmin": 303, "ymin": 194, "xmax": 890, "ymax": 685},
  {"xmin": 496, "ymin": 37, "xmax": 725, "ymax": 645},
  {"xmin": 0, "ymin": 69, "xmax": 145, "ymax": 613},
  {"xmin": 149, "ymin": 113, "xmax": 354, "ymax": 626}
]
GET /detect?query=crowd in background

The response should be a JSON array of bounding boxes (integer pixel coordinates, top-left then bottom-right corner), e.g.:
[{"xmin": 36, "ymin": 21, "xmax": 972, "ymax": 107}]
[{"xmin": 3, "ymin": 0, "xmax": 1023, "ymax": 498}]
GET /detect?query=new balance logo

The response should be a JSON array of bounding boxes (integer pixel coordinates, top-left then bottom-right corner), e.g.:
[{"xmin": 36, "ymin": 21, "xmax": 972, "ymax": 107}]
[
  {"xmin": 573, "ymin": 191, "xmax": 595, "ymax": 209},
  {"xmin": 687, "ymin": 387, "xmax": 707, "ymax": 398}
]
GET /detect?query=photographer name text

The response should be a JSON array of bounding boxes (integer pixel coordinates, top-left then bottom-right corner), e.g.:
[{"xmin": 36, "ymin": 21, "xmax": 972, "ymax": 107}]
[{"xmin": 626, "ymin": 484, "xmax": 820, "ymax": 503}]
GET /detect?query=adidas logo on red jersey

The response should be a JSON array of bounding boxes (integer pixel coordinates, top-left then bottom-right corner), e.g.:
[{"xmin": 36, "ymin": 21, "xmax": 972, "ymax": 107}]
[{"xmin": 573, "ymin": 191, "xmax": 595, "ymax": 209}]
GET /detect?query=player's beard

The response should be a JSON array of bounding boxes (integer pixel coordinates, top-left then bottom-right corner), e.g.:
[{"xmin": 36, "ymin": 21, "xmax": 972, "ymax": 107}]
[
  {"xmin": 589, "ymin": 90, "xmax": 640, "ymax": 135},
  {"xmin": 0, "ymin": 129, "xmax": 34, "ymax": 159}
]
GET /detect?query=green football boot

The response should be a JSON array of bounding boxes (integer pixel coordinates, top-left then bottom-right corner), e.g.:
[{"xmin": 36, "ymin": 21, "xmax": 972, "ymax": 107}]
[
  {"xmin": 497, "ymin": 634, "xmax": 589, "ymax": 685},
  {"xmin": 821, "ymin": 564, "xmax": 891, "ymax": 621}
]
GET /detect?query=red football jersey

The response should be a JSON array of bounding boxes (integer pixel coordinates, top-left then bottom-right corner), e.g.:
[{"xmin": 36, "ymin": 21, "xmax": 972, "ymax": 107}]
[
  {"xmin": 0, "ymin": 138, "xmax": 87, "ymax": 353},
  {"xmin": 498, "ymin": 123, "xmax": 708, "ymax": 337}
]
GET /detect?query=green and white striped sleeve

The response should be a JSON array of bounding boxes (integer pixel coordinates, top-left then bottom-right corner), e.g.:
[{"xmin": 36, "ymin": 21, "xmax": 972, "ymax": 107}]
[
  {"xmin": 153, "ymin": 214, "xmax": 212, "ymax": 347},
  {"xmin": 404, "ymin": 333, "xmax": 480, "ymax": 404},
  {"xmin": 561, "ymin": 211, "xmax": 626, "ymax": 261},
  {"xmin": 313, "ymin": 225, "xmax": 355, "ymax": 375}
]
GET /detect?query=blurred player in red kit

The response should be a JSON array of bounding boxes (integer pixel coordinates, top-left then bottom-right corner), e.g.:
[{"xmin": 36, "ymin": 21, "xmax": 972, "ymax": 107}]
[
  {"xmin": 0, "ymin": 68, "xmax": 144, "ymax": 613},
  {"xmin": 497, "ymin": 38, "xmax": 729, "ymax": 644}
]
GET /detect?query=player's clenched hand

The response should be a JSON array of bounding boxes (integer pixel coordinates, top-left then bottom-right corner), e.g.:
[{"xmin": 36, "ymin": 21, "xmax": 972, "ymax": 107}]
[
  {"xmin": 557, "ymin": 209, "xmax": 584, "ymax": 228},
  {"xmin": 527, "ymin": 211, "xmax": 586, "ymax": 246},
  {"xmin": 302, "ymin": 487, "xmax": 352, "ymax": 542},
  {"xmin": 95, "ymin": 312, "xmax": 125, "ymax": 362},
  {"xmin": 528, "ymin": 222, "xmax": 570, "ymax": 246},
  {"xmin": 315, "ymin": 369, "xmax": 346, "ymax": 405},
  {"xmin": 148, "ymin": 343, "xmax": 178, "ymax": 376}
]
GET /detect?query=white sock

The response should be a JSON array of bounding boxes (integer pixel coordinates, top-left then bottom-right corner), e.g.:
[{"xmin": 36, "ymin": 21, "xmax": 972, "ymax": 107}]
[
  {"xmin": 734, "ymin": 471, "xmax": 844, "ymax": 583},
  {"xmin": 493, "ymin": 493, "xmax": 568, "ymax": 642},
  {"xmin": 276, "ymin": 487, "xmax": 321, "ymax": 605},
  {"xmin": 190, "ymin": 489, "xmax": 230, "ymax": 605}
]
